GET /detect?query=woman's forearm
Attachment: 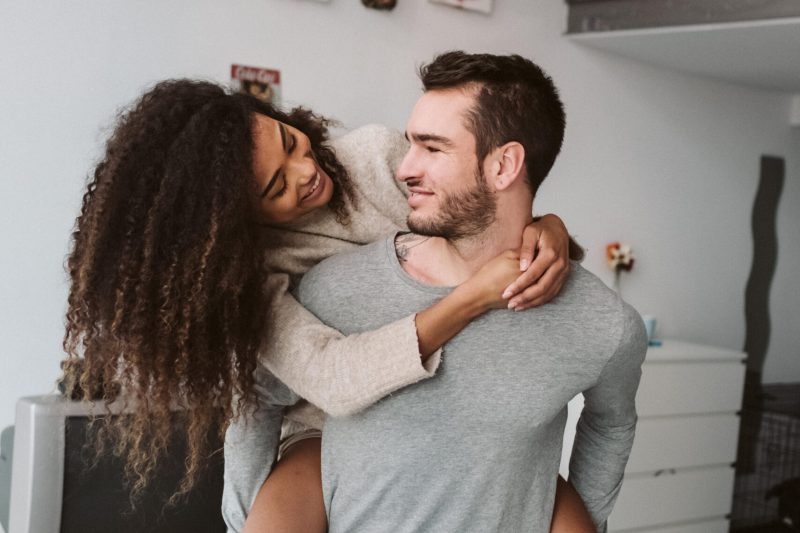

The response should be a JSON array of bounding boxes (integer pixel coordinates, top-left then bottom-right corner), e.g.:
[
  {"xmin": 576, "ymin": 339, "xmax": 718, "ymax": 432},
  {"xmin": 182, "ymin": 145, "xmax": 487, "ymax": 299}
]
[
  {"xmin": 414, "ymin": 284, "xmax": 488, "ymax": 358},
  {"xmin": 262, "ymin": 274, "xmax": 444, "ymax": 417},
  {"xmin": 261, "ymin": 260, "xmax": 503, "ymax": 417}
]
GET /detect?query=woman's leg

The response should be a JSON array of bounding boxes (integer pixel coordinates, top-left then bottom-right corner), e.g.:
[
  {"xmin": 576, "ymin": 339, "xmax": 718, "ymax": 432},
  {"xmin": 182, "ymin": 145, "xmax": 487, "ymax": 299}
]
[
  {"xmin": 243, "ymin": 437, "xmax": 327, "ymax": 533},
  {"xmin": 550, "ymin": 475, "xmax": 596, "ymax": 533}
]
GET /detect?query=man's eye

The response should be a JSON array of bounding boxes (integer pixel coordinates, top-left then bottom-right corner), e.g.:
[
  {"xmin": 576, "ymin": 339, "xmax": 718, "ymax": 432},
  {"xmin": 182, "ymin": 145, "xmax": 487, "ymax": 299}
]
[
  {"xmin": 288, "ymin": 134, "xmax": 297, "ymax": 154},
  {"xmin": 426, "ymin": 146, "xmax": 440, "ymax": 153}
]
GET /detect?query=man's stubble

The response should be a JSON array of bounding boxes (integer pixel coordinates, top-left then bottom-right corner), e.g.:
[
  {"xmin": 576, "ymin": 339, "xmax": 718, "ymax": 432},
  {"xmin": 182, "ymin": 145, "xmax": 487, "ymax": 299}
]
[{"xmin": 407, "ymin": 166, "xmax": 497, "ymax": 241}]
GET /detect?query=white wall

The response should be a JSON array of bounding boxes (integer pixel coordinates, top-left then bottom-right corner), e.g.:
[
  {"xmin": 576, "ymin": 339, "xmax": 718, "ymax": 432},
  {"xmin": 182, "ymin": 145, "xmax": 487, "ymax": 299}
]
[{"xmin": 1, "ymin": 0, "xmax": 798, "ymax": 435}]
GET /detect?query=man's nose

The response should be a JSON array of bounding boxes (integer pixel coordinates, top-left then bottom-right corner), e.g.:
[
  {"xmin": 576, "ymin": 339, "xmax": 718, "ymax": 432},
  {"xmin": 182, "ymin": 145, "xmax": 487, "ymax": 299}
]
[{"xmin": 396, "ymin": 150, "xmax": 419, "ymax": 183}]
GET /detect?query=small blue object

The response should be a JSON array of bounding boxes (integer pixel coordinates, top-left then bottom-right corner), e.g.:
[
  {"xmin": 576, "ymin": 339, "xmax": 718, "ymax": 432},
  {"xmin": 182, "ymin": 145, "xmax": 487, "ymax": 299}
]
[{"xmin": 648, "ymin": 339, "xmax": 662, "ymax": 347}]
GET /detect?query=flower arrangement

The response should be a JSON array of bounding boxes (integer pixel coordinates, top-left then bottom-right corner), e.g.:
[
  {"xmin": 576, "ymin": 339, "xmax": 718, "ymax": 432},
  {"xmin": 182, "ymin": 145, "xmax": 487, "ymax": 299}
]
[{"xmin": 606, "ymin": 242, "xmax": 634, "ymax": 294}]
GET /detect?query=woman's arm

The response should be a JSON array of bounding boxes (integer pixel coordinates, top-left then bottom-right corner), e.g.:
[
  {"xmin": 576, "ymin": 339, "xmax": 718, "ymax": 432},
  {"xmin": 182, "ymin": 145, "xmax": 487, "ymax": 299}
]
[
  {"xmin": 504, "ymin": 213, "xmax": 583, "ymax": 311},
  {"xmin": 260, "ymin": 261, "xmax": 511, "ymax": 417},
  {"xmin": 262, "ymin": 217, "xmax": 572, "ymax": 417}
]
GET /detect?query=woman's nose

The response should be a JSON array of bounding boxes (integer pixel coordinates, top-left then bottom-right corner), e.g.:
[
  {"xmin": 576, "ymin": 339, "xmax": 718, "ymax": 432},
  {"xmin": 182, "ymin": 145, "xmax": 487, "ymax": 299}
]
[{"xmin": 289, "ymin": 154, "xmax": 317, "ymax": 183}]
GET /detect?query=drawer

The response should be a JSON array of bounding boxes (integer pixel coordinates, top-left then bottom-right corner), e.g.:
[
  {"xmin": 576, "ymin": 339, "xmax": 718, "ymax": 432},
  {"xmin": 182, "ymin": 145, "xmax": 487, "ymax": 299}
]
[
  {"xmin": 612, "ymin": 518, "xmax": 729, "ymax": 533},
  {"xmin": 637, "ymin": 362, "xmax": 745, "ymax": 416},
  {"xmin": 626, "ymin": 414, "xmax": 740, "ymax": 473},
  {"xmin": 607, "ymin": 466, "xmax": 735, "ymax": 531}
]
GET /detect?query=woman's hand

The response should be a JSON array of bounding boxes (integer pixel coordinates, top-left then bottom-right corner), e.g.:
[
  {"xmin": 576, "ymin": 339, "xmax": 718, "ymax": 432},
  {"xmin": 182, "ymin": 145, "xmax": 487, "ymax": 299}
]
[
  {"xmin": 503, "ymin": 213, "xmax": 571, "ymax": 311},
  {"xmin": 460, "ymin": 249, "xmax": 523, "ymax": 310}
]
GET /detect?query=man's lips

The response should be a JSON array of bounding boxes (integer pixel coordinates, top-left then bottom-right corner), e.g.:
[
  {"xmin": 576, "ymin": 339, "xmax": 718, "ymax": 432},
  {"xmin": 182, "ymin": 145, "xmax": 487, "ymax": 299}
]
[
  {"xmin": 408, "ymin": 186, "xmax": 434, "ymax": 195},
  {"xmin": 407, "ymin": 187, "xmax": 433, "ymax": 208}
]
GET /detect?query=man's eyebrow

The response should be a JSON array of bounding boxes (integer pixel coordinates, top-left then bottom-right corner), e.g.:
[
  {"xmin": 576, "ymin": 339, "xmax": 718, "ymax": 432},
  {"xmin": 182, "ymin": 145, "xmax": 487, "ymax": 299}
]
[
  {"xmin": 260, "ymin": 124, "xmax": 288, "ymax": 198},
  {"xmin": 406, "ymin": 132, "xmax": 453, "ymax": 146}
]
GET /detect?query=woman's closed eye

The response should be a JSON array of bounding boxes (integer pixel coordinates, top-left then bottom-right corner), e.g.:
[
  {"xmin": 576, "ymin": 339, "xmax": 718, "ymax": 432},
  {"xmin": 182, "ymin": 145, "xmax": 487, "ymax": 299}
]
[{"xmin": 274, "ymin": 178, "xmax": 287, "ymax": 198}]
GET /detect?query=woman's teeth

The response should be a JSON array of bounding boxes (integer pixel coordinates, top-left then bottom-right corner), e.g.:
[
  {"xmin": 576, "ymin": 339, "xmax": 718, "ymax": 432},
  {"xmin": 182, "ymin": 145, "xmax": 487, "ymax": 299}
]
[{"xmin": 306, "ymin": 172, "xmax": 321, "ymax": 197}]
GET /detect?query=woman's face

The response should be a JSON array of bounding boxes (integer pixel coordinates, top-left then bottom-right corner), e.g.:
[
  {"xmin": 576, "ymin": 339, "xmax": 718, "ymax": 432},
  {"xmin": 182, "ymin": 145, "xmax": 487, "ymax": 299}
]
[{"xmin": 252, "ymin": 113, "xmax": 334, "ymax": 224}]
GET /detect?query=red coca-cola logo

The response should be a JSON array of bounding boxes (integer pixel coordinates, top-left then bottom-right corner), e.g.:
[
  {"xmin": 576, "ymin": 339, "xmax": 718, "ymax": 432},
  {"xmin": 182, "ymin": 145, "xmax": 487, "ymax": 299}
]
[{"xmin": 231, "ymin": 64, "xmax": 280, "ymax": 84}]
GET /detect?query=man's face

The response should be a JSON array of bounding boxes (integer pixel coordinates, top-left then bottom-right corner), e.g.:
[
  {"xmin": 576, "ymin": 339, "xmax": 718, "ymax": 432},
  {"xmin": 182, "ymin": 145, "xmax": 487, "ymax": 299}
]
[{"xmin": 397, "ymin": 88, "xmax": 496, "ymax": 240}]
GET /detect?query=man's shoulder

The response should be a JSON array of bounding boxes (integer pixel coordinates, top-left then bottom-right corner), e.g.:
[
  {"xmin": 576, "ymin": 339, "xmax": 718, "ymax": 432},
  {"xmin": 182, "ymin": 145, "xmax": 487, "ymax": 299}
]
[
  {"xmin": 566, "ymin": 264, "xmax": 643, "ymax": 323},
  {"xmin": 569, "ymin": 264, "xmax": 646, "ymax": 362},
  {"xmin": 557, "ymin": 262, "xmax": 623, "ymax": 314},
  {"xmin": 297, "ymin": 235, "xmax": 392, "ymax": 298},
  {"xmin": 542, "ymin": 263, "xmax": 645, "ymax": 359},
  {"xmin": 306, "ymin": 235, "xmax": 389, "ymax": 274}
]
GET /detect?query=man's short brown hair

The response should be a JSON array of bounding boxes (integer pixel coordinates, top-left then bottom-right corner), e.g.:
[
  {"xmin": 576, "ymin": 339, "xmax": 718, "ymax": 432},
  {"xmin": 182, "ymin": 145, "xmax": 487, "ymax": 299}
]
[{"xmin": 419, "ymin": 51, "xmax": 566, "ymax": 196}]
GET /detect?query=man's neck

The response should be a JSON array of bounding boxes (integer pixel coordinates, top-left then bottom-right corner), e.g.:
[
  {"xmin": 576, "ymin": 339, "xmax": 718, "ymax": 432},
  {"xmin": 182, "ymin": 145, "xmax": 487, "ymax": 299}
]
[{"xmin": 396, "ymin": 218, "xmax": 530, "ymax": 286}]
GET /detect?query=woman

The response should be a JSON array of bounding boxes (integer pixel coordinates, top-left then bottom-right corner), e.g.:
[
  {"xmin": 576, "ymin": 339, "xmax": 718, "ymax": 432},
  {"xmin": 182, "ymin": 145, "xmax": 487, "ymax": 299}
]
[{"xmin": 63, "ymin": 79, "xmax": 592, "ymax": 531}]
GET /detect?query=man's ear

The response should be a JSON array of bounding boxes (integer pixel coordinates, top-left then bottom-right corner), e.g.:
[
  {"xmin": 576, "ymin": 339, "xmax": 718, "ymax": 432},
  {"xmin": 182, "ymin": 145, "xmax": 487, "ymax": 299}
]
[{"xmin": 487, "ymin": 142, "xmax": 525, "ymax": 192}]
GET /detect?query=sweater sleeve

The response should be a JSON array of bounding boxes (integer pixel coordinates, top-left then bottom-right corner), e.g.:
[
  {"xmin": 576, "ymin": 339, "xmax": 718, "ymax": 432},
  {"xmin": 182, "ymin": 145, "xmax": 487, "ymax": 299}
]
[
  {"xmin": 568, "ymin": 301, "xmax": 647, "ymax": 532},
  {"xmin": 259, "ymin": 273, "xmax": 441, "ymax": 417}
]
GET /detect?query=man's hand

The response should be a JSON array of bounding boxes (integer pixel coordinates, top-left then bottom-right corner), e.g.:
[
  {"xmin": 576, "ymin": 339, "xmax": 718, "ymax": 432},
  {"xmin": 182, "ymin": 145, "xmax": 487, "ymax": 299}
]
[{"xmin": 502, "ymin": 214, "xmax": 571, "ymax": 311}]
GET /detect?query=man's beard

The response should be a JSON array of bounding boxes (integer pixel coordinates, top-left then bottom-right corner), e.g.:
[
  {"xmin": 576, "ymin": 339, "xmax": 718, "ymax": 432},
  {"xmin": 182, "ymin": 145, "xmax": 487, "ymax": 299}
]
[{"xmin": 407, "ymin": 167, "xmax": 497, "ymax": 241}]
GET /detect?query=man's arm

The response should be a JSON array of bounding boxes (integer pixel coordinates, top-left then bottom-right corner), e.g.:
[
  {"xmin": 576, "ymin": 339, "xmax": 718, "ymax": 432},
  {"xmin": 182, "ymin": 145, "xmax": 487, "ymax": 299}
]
[
  {"xmin": 568, "ymin": 302, "xmax": 647, "ymax": 532},
  {"xmin": 222, "ymin": 365, "xmax": 299, "ymax": 533}
]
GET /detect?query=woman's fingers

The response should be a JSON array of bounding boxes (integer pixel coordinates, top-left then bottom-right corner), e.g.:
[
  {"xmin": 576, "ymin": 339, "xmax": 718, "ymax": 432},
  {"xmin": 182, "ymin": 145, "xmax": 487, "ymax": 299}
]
[
  {"xmin": 505, "ymin": 254, "xmax": 569, "ymax": 310},
  {"xmin": 506, "ymin": 214, "xmax": 571, "ymax": 303},
  {"xmin": 518, "ymin": 224, "xmax": 542, "ymax": 272},
  {"xmin": 503, "ymin": 248, "xmax": 550, "ymax": 299}
]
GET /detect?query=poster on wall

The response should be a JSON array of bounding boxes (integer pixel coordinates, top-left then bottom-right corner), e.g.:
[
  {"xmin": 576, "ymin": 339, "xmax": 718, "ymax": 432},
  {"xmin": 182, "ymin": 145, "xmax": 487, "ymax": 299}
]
[
  {"xmin": 231, "ymin": 64, "xmax": 282, "ymax": 106},
  {"xmin": 429, "ymin": 0, "xmax": 493, "ymax": 14}
]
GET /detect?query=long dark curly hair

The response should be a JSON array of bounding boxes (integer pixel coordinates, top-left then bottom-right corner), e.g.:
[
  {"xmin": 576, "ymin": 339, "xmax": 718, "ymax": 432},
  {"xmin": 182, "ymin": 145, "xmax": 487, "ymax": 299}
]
[{"xmin": 62, "ymin": 79, "xmax": 356, "ymax": 499}]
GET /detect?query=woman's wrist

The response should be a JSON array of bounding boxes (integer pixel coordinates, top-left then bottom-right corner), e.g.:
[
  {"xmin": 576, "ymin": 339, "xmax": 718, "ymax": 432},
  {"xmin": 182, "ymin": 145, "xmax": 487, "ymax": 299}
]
[{"xmin": 450, "ymin": 281, "xmax": 493, "ymax": 317}]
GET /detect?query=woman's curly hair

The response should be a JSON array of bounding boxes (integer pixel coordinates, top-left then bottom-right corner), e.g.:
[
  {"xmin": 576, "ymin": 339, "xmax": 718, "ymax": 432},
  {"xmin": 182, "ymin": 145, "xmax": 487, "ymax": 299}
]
[{"xmin": 62, "ymin": 79, "xmax": 356, "ymax": 500}]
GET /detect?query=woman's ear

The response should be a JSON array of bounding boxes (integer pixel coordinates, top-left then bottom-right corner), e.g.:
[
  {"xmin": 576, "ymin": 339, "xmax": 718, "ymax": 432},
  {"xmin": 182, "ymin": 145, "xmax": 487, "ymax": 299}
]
[{"xmin": 487, "ymin": 142, "xmax": 525, "ymax": 192}]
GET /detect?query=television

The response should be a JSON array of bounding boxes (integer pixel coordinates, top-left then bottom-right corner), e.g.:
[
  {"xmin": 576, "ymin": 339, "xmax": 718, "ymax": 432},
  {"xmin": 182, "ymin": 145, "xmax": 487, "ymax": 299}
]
[{"xmin": 8, "ymin": 395, "xmax": 225, "ymax": 533}]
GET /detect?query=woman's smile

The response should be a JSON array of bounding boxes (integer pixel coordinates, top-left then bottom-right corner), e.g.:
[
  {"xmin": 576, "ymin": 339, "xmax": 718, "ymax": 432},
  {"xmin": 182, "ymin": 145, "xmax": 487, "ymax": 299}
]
[{"xmin": 252, "ymin": 113, "xmax": 335, "ymax": 223}]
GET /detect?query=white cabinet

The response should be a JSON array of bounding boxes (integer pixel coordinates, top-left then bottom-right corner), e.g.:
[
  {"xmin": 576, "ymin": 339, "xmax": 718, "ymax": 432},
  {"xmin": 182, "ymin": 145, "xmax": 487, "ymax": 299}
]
[{"xmin": 561, "ymin": 340, "xmax": 746, "ymax": 532}]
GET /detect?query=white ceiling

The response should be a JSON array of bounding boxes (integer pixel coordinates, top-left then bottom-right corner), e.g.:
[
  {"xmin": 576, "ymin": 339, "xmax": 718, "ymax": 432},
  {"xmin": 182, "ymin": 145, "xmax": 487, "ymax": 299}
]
[{"xmin": 568, "ymin": 17, "xmax": 800, "ymax": 95}]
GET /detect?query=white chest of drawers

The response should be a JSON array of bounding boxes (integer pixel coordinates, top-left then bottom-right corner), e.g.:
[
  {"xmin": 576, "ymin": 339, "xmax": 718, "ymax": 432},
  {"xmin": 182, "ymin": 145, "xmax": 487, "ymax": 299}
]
[{"xmin": 561, "ymin": 340, "xmax": 746, "ymax": 532}]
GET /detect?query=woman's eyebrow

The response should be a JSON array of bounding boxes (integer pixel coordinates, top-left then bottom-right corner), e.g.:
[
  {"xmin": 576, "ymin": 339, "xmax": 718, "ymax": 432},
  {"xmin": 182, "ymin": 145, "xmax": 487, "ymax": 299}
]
[
  {"xmin": 279, "ymin": 123, "xmax": 287, "ymax": 151},
  {"xmin": 260, "ymin": 124, "xmax": 289, "ymax": 198},
  {"xmin": 261, "ymin": 171, "xmax": 280, "ymax": 198}
]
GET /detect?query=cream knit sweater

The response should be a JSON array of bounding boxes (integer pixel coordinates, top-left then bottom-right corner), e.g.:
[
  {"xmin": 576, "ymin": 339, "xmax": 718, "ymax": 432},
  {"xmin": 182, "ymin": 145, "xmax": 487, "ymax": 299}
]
[{"xmin": 255, "ymin": 124, "xmax": 441, "ymax": 429}]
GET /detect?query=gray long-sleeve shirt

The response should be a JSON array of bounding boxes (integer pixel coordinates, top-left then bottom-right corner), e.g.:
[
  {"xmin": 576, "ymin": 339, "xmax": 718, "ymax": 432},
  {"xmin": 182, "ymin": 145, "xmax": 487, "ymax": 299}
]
[{"xmin": 295, "ymin": 234, "xmax": 647, "ymax": 532}]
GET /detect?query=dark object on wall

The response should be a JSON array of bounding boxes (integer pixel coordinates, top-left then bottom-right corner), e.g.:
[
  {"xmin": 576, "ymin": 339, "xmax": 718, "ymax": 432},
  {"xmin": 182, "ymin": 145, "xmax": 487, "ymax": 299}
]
[
  {"xmin": 731, "ymin": 384, "xmax": 800, "ymax": 532},
  {"xmin": 738, "ymin": 155, "xmax": 785, "ymax": 471},
  {"xmin": 743, "ymin": 155, "xmax": 785, "ymax": 388},
  {"xmin": 362, "ymin": 0, "xmax": 397, "ymax": 10}
]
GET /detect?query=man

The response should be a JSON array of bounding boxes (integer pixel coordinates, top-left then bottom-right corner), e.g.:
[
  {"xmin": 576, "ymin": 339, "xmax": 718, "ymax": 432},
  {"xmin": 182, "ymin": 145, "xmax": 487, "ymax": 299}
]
[{"xmin": 226, "ymin": 51, "xmax": 646, "ymax": 533}]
